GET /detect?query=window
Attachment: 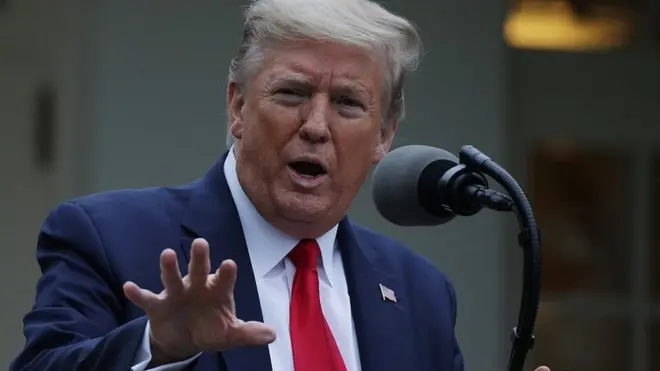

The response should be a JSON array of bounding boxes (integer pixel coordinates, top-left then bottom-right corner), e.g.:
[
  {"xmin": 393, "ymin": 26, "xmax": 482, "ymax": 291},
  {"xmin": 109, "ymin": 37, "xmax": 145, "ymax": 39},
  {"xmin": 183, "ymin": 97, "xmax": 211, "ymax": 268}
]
[
  {"xmin": 527, "ymin": 142, "xmax": 658, "ymax": 370},
  {"xmin": 650, "ymin": 154, "xmax": 660, "ymax": 370}
]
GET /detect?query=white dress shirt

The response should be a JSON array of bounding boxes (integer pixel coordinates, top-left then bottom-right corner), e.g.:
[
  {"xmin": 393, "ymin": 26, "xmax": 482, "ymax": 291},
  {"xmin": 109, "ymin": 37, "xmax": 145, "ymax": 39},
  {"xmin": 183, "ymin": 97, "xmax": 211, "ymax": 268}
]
[{"xmin": 131, "ymin": 148, "xmax": 362, "ymax": 371}]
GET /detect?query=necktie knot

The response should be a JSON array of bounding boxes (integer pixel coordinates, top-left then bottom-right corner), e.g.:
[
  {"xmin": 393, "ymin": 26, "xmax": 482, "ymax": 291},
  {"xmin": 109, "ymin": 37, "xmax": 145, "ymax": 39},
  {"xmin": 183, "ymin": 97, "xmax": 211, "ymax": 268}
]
[{"xmin": 288, "ymin": 239, "xmax": 320, "ymax": 269}]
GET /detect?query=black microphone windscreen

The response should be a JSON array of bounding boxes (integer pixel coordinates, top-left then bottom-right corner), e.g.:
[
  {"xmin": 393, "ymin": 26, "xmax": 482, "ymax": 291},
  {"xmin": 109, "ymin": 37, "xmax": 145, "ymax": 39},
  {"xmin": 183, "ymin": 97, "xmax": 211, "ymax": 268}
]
[{"xmin": 371, "ymin": 144, "xmax": 458, "ymax": 226}]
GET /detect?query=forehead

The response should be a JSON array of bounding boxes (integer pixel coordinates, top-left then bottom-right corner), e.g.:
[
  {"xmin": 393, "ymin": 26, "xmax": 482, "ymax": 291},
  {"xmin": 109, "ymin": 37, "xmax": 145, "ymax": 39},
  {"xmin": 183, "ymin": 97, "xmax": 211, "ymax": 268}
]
[{"xmin": 257, "ymin": 41, "xmax": 384, "ymax": 92}]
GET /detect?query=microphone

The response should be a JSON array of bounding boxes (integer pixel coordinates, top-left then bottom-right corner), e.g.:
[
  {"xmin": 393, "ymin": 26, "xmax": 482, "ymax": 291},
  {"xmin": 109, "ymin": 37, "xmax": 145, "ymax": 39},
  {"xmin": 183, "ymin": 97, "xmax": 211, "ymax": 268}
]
[
  {"xmin": 371, "ymin": 144, "xmax": 513, "ymax": 226},
  {"xmin": 372, "ymin": 144, "xmax": 541, "ymax": 371}
]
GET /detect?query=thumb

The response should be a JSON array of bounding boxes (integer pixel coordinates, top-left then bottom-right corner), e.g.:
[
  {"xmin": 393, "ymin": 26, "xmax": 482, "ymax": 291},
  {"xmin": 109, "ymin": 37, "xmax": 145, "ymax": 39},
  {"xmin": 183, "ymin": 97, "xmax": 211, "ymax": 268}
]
[
  {"xmin": 232, "ymin": 320, "xmax": 277, "ymax": 347},
  {"xmin": 123, "ymin": 281, "xmax": 159, "ymax": 312},
  {"xmin": 534, "ymin": 367, "xmax": 551, "ymax": 371}
]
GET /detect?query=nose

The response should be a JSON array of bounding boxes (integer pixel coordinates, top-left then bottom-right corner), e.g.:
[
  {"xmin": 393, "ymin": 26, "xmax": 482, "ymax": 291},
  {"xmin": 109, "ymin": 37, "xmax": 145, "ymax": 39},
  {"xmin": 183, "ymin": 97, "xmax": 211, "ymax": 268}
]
[{"xmin": 299, "ymin": 96, "xmax": 330, "ymax": 144}]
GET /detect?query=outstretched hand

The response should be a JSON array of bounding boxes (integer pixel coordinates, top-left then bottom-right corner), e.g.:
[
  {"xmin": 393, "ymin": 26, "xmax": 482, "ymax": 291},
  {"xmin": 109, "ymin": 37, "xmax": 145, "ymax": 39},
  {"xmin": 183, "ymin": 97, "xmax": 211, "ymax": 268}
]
[{"xmin": 123, "ymin": 238, "xmax": 276, "ymax": 364}]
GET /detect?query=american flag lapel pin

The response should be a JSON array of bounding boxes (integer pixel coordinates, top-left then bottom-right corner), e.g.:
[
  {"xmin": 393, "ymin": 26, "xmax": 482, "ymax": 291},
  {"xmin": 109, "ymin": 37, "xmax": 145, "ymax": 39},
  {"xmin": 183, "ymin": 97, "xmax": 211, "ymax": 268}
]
[{"xmin": 379, "ymin": 283, "xmax": 397, "ymax": 303}]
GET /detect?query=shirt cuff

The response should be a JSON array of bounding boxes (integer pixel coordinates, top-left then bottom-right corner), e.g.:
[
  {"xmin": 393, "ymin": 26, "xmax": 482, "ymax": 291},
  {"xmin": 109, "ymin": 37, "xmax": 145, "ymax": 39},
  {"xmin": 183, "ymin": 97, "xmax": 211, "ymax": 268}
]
[{"xmin": 131, "ymin": 320, "xmax": 202, "ymax": 371}]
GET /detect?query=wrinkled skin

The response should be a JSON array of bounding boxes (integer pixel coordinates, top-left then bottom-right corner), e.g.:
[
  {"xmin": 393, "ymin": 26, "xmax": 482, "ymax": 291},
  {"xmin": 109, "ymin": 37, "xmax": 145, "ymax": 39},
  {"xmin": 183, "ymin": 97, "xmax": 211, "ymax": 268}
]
[{"xmin": 228, "ymin": 41, "xmax": 397, "ymax": 239}]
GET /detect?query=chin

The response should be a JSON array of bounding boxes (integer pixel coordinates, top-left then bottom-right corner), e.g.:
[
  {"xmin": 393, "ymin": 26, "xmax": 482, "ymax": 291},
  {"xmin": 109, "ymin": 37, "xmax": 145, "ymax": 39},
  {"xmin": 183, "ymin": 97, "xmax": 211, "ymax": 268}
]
[{"xmin": 273, "ymin": 191, "xmax": 334, "ymax": 223}]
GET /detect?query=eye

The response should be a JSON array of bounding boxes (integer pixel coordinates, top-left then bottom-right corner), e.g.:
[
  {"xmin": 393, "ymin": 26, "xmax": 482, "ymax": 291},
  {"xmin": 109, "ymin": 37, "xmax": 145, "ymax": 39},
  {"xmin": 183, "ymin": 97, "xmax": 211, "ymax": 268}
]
[
  {"xmin": 277, "ymin": 88, "xmax": 305, "ymax": 97},
  {"xmin": 334, "ymin": 96, "xmax": 365, "ymax": 112},
  {"xmin": 337, "ymin": 97, "xmax": 360, "ymax": 106},
  {"xmin": 273, "ymin": 88, "xmax": 307, "ymax": 106}
]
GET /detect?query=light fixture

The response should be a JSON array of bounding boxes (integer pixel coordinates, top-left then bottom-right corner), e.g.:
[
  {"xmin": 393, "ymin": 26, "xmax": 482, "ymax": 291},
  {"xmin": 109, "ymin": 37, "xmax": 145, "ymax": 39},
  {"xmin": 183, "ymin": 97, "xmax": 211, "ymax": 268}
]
[{"xmin": 503, "ymin": 0, "xmax": 635, "ymax": 51}]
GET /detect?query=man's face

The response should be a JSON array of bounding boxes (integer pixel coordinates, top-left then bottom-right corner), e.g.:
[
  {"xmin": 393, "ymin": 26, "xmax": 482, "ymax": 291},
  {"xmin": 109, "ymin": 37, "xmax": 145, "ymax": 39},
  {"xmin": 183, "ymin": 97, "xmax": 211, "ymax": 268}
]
[{"xmin": 228, "ymin": 41, "xmax": 397, "ymax": 237}]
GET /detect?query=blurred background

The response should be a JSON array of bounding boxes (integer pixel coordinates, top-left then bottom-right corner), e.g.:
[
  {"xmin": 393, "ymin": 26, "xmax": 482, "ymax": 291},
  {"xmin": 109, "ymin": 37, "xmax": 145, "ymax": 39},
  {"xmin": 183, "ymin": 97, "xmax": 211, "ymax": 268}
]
[{"xmin": 1, "ymin": 0, "xmax": 659, "ymax": 370}]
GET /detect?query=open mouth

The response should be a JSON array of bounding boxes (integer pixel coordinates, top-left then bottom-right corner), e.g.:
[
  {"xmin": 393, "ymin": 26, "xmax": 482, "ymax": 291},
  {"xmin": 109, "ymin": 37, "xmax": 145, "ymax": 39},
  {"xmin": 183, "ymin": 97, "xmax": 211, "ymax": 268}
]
[{"xmin": 288, "ymin": 160, "xmax": 327, "ymax": 178}]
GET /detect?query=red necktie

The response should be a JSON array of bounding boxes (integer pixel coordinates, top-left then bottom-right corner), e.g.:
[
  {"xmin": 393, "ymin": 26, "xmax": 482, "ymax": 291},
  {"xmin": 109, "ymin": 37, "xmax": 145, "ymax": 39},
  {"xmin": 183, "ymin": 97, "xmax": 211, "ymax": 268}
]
[{"xmin": 288, "ymin": 239, "xmax": 347, "ymax": 371}]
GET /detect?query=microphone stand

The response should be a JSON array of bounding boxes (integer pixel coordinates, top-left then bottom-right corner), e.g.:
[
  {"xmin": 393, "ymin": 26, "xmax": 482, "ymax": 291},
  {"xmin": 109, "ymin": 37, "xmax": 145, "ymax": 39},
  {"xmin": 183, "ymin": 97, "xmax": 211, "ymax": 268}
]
[{"xmin": 458, "ymin": 145, "xmax": 541, "ymax": 371}]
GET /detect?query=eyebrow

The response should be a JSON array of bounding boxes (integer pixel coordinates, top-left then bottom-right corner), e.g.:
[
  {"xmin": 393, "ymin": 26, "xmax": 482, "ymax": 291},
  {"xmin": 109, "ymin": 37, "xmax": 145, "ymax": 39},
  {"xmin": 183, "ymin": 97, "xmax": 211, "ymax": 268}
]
[
  {"xmin": 267, "ymin": 72, "xmax": 373, "ymax": 100},
  {"xmin": 267, "ymin": 72, "xmax": 313, "ymax": 87},
  {"xmin": 332, "ymin": 80, "xmax": 371, "ymax": 98}
]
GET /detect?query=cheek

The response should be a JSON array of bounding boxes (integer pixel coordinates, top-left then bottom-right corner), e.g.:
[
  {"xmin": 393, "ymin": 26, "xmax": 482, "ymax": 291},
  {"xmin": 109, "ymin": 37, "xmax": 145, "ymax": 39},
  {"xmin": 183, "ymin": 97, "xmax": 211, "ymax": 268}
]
[
  {"xmin": 251, "ymin": 101, "xmax": 300, "ymax": 140},
  {"xmin": 333, "ymin": 127, "xmax": 381, "ymax": 177},
  {"xmin": 241, "ymin": 102, "xmax": 301, "ymax": 177},
  {"xmin": 334, "ymin": 122, "xmax": 381, "ymax": 151}
]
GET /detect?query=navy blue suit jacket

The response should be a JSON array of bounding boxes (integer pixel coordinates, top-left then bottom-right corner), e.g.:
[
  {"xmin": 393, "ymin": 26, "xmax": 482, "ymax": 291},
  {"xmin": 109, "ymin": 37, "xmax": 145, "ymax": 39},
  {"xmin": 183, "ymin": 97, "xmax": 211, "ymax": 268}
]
[{"xmin": 11, "ymin": 153, "xmax": 463, "ymax": 371}]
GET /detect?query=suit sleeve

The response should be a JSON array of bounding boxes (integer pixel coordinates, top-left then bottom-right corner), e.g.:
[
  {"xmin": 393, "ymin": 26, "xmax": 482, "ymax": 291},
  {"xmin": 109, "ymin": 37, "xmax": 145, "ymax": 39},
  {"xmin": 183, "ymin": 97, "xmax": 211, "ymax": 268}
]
[
  {"xmin": 10, "ymin": 201, "xmax": 152, "ymax": 371},
  {"xmin": 446, "ymin": 279, "xmax": 464, "ymax": 371}
]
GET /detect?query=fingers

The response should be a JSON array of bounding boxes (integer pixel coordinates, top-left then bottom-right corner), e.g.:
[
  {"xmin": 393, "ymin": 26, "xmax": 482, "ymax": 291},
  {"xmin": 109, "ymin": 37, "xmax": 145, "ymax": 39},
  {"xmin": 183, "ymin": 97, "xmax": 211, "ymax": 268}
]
[
  {"xmin": 233, "ymin": 320, "xmax": 277, "ymax": 347},
  {"xmin": 123, "ymin": 281, "xmax": 160, "ymax": 312},
  {"xmin": 211, "ymin": 259, "xmax": 238, "ymax": 297},
  {"xmin": 160, "ymin": 249, "xmax": 184, "ymax": 295},
  {"xmin": 188, "ymin": 238, "xmax": 211, "ymax": 286}
]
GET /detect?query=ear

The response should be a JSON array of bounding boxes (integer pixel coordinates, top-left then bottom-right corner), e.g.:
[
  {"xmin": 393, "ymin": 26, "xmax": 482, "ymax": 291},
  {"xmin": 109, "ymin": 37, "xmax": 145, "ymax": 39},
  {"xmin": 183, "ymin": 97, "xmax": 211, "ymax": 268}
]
[
  {"xmin": 227, "ymin": 81, "xmax": 246, "ymax": 139},
  {"xmin": 371, "ymin": 120, "xmax": 398, "ymax": 164}
]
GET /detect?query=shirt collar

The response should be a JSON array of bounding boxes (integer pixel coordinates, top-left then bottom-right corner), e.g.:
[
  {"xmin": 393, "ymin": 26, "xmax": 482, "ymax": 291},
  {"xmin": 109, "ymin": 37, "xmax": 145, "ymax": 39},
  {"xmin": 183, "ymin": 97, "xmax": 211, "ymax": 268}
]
[{"xmin": 223, "ymin": 146, "xmax": 339, "ymax": 286}]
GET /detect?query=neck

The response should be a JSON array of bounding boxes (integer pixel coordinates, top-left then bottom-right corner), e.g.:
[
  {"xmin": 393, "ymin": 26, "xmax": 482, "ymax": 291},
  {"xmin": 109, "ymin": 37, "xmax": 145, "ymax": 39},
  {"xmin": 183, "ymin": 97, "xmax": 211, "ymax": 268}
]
[
  {"xmin": 271, "ymin": 215, "xmax": 341, "ymax": 240},
  {"xmin": 233, "ymin": 157, "xmax": 343, "ymax": 240},
  {"xmin": 241, "ymin": 177, "xmax": 342, "ymax": 239}
]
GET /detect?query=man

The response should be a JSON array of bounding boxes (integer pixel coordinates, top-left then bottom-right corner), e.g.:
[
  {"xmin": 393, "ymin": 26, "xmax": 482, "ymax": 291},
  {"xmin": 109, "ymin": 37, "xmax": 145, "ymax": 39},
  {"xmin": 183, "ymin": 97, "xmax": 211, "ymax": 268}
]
[{"xmin": 11, "ymin": 0, "xmax": 551, "ymax": 370}]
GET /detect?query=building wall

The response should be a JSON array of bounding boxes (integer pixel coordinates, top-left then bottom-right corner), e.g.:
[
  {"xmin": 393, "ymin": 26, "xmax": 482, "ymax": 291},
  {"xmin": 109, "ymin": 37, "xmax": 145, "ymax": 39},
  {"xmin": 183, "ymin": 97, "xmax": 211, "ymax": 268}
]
[{"xmin": 0, "ymin": 1, "xmax": 509, "ymax": 369}]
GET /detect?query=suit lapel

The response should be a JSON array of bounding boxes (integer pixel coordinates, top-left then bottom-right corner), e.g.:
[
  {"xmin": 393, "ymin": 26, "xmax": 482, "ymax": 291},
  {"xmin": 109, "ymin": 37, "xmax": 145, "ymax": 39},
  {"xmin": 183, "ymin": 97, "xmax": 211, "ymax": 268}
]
[
  {"xmin": 337, "ymin": 219, "xmax": 415, "ymax": 371},
  {"xmin": 178, "ymin": 152, "xmax": 414, "ymax": 371},
  {"xmin": 179, "ymin": 152, "xmax": 273, "ymax": 371}
]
